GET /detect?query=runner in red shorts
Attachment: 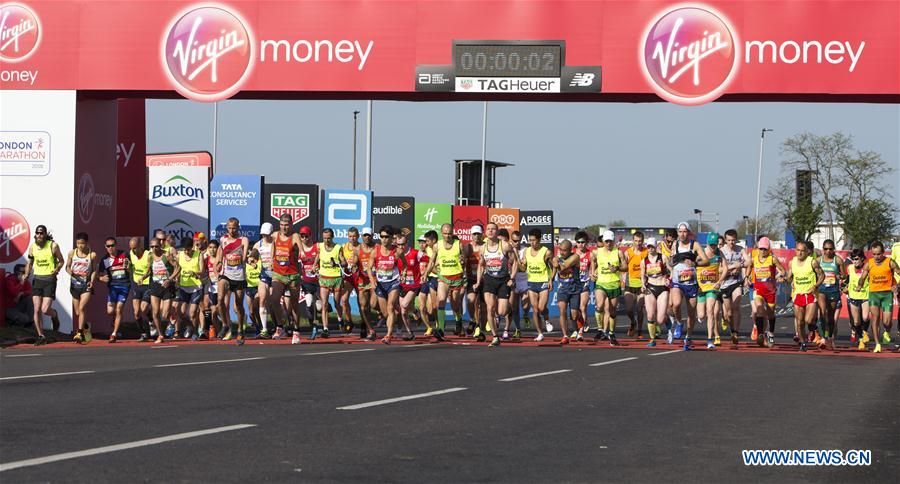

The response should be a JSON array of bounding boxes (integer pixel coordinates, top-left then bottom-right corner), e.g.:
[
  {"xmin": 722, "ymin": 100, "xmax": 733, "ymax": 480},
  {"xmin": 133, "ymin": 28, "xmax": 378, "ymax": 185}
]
[
  {"xmin": 746, "ymin": 237, "xmax": 785, "ymax": 348},
  {"xmin": 786, "ymin": 240, "xmax": 824, "ymax": 351}
]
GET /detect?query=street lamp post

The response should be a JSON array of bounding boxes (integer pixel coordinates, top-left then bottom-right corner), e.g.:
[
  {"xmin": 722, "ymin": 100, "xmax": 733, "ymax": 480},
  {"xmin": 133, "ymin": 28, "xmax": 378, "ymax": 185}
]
[
  {"xmin": 693, "ymin": 208, "xmax": 702, "ymax": 234},
  {"xmin": 352, "ymin": 110, "xmax": 359, "ymax": 189},
  {"xmin": 755, "ymin": 128, "xmax": 774, "ymax": 240}
]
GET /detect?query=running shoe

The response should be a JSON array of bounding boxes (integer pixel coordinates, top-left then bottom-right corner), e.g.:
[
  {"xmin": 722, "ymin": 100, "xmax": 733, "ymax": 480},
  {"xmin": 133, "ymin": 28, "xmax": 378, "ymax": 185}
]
[
  {"xmin": 766, "ymin": 332, "xmax": 775, "ymax": 348},
  {"xmin": 381, "ymin": 336, "xmax": 391, "ymax": 345},
  {"xmin": 473, "ymin": 326, "xmax": 482, "ymax": 338},
  {"xmin": 402, "ymin": 333, "xmax": 415, "ymax": 341},
  {"xmin": 501, "ymin": 330, "xmax": 509, "ymax": 341},
  {"xmin": 321, "ymin": 327, "xmax": 330, "ymax": 339},
  {"xmin": 646, "ymin": 340, "xmax": 657, "ymax": 347},
  {"xmin": 83, "ymin": 329, "xmax": 92, "ymax": 343},
  {"xmin": 635, "ymin": 331, "xmax": 643, "ymax": 340},
  {"xmin": 191, "ymin": 333, "xmax": 199, "ymax": 342},
  {"xmin": 291, "ymin": 332, "xmax": 301, "ymax": 344},
  {"xmin": 164, "ymin": 323, "xmax": 176, "ymax": 339},
  {"xmin": 257, "ymin": 330, "xmax": 270, "ymax": 339},
  {"xmin": 627, "ymin": 325, "xmax": 635, "ymax": 337},
  {"xmin": 33, "ymin": 335, "xmax": 47, "ymax": 346},
  {"xmin": 750, "ymin": 326, "xmax": 758, "ymax": 342},
  {"xmin": 455, "ymin": 322, "xmax": 465, "ymax": 337},
  {"xmin": 673, "ymin": 322, "xmax": 684, "ymax": 340},
  {"xmin": 545, "ymin": 322, "xmax": 553, "ymax": 333},
  {"xmin": 273, "ymin": 327, "xmax": 285, "ymax": 340},
  {"xmin": 808, "ymin": 330, "xmax": 818, "ymax": 344},
  {"xmin": 858, "ymin": 339, "xmax": 866, "ymax": 351},
  {"xmin": 720, "ymin": 319, "xmax": 729, "ymax": 332},
  {"xmin": 150, "ymin": 327, "xmax": 158, "ymax": 338},
  {"xmin": 756, "ymin": 333, "xmax": 766, "ymax": 347},
  {"xmin": 850, "ymin": 332, "xmax": 858, "ymax": 344},
  {"xmin": 223, "ymin": 330, "xmax": 233, "ymax": 341},
  {"xmin": 793, "ymin": 333, "xmax": 801, "ymax": 343},
  {"xmin": 608, "ymin": 333, "xmax": 619, "ymax": 346},
  {"xmin": 534, "ymin": 333, "xmax": 544, "ymax": 342},
  {"xmin": 466, "ymin": 321, "xmax": 476, "ymax": 336},
  {"xmin": 706, "ymin": 340, "xmax": 715, "ymax": 350},
  {"xmin": 310, "ymin": 326, "xmax": 318, "ymax": 340},
  {"xmin": 713, "ymin": 336, "xmax": 721, "ymax": 346},
  {"xmin": 570, "ymin": 330, "xmax": 579, "ymax": 339},
  {"xmin": 73, "ymin": 332, "xmax": 83, "ymax": 344},
  {"xmin": 731, "ymin": 332, "xmax": 739, "ymax": 346},
  {"xmin": 138, "ymin": 333, "xmax": 149, "ymax": 343},
  {"xmin": 513, "ymin": 329, "xmax": 521, "ymax": 339},
  {"xmin": 108, "ymin": 334, "xmax": 118, "ymax": 344},
  {"xmin": 154, "ymin": 336, "xmax": 164, "ymax": 344},
  {"xmin": 489, "ymin": 336, "xmax": 500, "ymax": 347},
  {"xmin": 666, "ymin": 330, "xmax": 674, "ymax": 345},
  {"xmin": 475, "ymin": 333, "xmax": 486, "ymax": 343},
  {"xmin": 576, "ymin": 333, "xmax": 584, "ymax": 342},
  {"xmin": 523, "ymin": 316, "xmax": 531, "ymax": 329},
  {"xmin": 560, "ymin": 336, "xmax": 570, "ymax": 345},
  {"xmin": 183, "ymin": 327, "xmax": 192, "ymax": 339},
  {"xmin": 861, "ymin": 331, "xmax": 870, "ymax": 344},
  {"xmin": 683, "ymin": 339, "xmax": 692, "ymax": 351},
  {"xmin": 236, "ymin": 334, "xmax": 245, "ymax": 346},
  {"xmin": 881, "ymin": 331, "xmax": 891, "ymax": 345},
  {"xmin": 873, "ymin": 343, "xmax": 882, "ymax": 353},
  {"xmin": 593, "ymin": 330, "xmax": 604, "ymax": 342},
  {"xmin": 434, "ymin": 329, "xmax": 444, "ymax": 342},
  {"xmin": 799, "ymin": 342, "xmax": 807, "ymax": 352},
  {"xmin": 813, "ymin": 333, "xmax": 823, "ymax": 347},
  {"xmin": 424, "ymin": 328, "xmax": 433, "ymax": 337}
]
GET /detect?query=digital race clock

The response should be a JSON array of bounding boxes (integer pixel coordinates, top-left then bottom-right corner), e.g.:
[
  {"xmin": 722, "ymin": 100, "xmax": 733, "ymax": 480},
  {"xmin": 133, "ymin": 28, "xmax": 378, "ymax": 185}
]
[{"xmin": 453, "ymin": 41, "xmax": 564, "ymax": 78}]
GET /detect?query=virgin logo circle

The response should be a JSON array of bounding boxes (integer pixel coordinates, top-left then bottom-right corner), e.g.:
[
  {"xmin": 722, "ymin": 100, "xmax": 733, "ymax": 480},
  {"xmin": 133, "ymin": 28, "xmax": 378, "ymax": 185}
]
[
  {"xmin": 0, "ymin": 207, "xmax": 31, "ymax": 264},
  {"xmin": 0, "ymin": 3, "xmax": 41, "ymax": 63},
  {"xmin": 641, "ymin": 5, "xmax": 739, "ymax": 106},
  {"xmin": 78, "ymin": 172, "xmax": 95, "ymax": 224},
  {"xmin": 161, "ymin": 4, "xmax": 254, "ymax": 102}
]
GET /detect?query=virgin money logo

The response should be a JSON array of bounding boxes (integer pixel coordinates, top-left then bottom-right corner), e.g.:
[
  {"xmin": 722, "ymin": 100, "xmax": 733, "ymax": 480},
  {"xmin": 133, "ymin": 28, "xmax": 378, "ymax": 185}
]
[
  {"xmin": 161, "ymin": 4, "xmax": 254, "ymax": 102},
  {"xmin": 0, "ymin": 207, "xmax": 30, "ymax": 263},
  {"xmin": 0, "ymin": 3, "xmax": 41, "ymax": 63},
  {"xmin": 641, "ymin": 5, "xmax": 739, "ymax": 106}
]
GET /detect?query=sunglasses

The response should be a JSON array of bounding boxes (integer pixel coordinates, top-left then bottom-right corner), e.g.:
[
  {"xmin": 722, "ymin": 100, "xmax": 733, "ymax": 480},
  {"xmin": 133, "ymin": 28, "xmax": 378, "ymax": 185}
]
[
  {"xmin": 105, "ymin": 244, "xmax": 116, "ymax": 248},
  {"xmin": 299, "ymin": 234, "xmax": 309, "ymax": 238},
  {"xmin": 576, "ymin": 240, "xmax": 587, "ymax": 244},
  {"xmin": 824, "ymin": 247, "xmax": 834, "ymax": 251},
  {"xmin": 380, "ymin": 234, "xmax": 390, "ymax": 239},
  {"xmin": 149, "ymin": 245, "xmax": 160, "ymax": 249},
  {"xmin": 852, "ymin": 257, "xmax": 862, "ymax": 261}
]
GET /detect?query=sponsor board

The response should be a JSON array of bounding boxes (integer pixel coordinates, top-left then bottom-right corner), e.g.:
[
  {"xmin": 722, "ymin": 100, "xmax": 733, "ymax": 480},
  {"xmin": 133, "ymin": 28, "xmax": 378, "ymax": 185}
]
[
  {"xmin": 148, "ymin": 165, "xmax": 209, "ymax": 240},
  {"xmin": 452, "ymin": 205, "xmax": 488, "ymax": 244},
  {"xmin": 262, "ymin": 184, "xmax": 319, "ymax": 240},
  {"xmin": 414, "ymin": 203, "xmax": 451, "ymax": 241},
  {"xmin": 0, "ymin": 130, "xmax": 49, "ymax": 176},
  {"xmin": 322, "ymin": 189, "xmax": 372, "ymax": 244},
  {"xmin": 210, "ymin": 174, "xmax": 263, "ymax": 240},
  {"xmin": 0, "ymin": 207, "xmax": 30, "ymax": 264},
  {"xmin": 456, "ymin": 77, "xmax": 560, "ymax": 93},
  {"xmin": 372, "ymin": 196, "xmax": 414, "ymax": 241},
  {"xmin": 146, "ymin": 151, "xmax": 212, "ymax": 168},
  {"xmin": 519, "ymin": 210, "xmax": 554, "ymax": 249},
  {"xmin": 488, "ymin": 207, "xmax": 519, "ymax": 233}
]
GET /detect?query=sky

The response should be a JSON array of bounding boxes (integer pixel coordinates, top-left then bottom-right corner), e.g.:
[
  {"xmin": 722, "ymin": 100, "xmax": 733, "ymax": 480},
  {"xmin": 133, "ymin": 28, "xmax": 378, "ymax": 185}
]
[{"xmin": 147, "ymin": 100, "xmax": 900, "ymax": 231}]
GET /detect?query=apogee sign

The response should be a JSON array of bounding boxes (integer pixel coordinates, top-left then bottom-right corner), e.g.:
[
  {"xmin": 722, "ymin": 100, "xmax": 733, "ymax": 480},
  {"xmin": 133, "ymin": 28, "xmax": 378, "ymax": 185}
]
[{"xmin": 161, "ymin": 3, "xmax": 375, "ymax": 102}]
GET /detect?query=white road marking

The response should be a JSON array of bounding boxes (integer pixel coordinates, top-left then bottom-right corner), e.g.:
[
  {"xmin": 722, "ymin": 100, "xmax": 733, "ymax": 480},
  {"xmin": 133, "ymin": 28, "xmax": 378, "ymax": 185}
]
[
  {"xmin": 589, "ymin": 357, "xmax": 638, "ymax": 367},
  {"xmin": 399, "ymin": 343, "xmax": 438, "ymax": 348},
  {"xmin": 154, "ymin": 357, "xmax": 265, "ymax": 368},
  {"xmin": 3, "ymin": 354, "xmax": 41, "ymax": 357},
  {"xmin": 150, "ymin": 345, "xmax": 178, "ymax": 349},
  {"xmin": 0, "ymin": 424, "xmax": 256, "ymax": 472},
  {"xmin": 337, "ymin": 387, "xmax": 467, "ymax": 410},
  {"xmin": 301, "ymin": 349, "xmax": 374, "ymax": 356},
  {"xmin": 648, "ymin": 349, "xmax": 681, "ymax": 356},
  {"xmin": 499, "ymin": 369, "xmax": 572, "ymax": 382},
  {"xmin": 0, "ymin": 370, "xmax": 94, "ymax": 381}
]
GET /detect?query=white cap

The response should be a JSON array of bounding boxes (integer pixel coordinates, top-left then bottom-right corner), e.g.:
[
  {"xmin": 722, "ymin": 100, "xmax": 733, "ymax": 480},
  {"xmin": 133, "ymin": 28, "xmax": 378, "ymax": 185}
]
[
  {"xmin": 417, "ymin": 234, "xmax": 426, "ymax": 241},
  {"xmin": 259, "ymin": 222, "xmax": 273, "ymax": 235},
  {"xmin": 645, "ymin": 237, "xmax": 658, "ymax": 247},
  {"xmin": 361, "ymin": 227, "xmax": 373, "ymax": 235},
  {"xmin": 471, "ymin": 225, "xmax": 483, "ymax": 234},
  {"xmin": 602, "ymin": 230, "xmax": 616, "ymax": 242}
]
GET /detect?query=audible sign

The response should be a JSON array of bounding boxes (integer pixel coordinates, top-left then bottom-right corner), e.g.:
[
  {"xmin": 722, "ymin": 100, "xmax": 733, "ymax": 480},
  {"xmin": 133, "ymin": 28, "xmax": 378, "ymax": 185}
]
[{"xmin": 372, "ymin": 196, "xmax": 414, "ymax": 241}]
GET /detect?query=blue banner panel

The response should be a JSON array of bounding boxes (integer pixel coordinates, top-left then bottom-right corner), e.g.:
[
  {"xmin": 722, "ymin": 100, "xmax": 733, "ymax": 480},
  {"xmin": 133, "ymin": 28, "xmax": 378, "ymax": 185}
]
[
  {"xmin": 209, "ymin": 174, "xmax": 262, "ymax": 240},
  {"xmin": 322, "ymin": 189, "xmax": 373, "ymax": 244}
]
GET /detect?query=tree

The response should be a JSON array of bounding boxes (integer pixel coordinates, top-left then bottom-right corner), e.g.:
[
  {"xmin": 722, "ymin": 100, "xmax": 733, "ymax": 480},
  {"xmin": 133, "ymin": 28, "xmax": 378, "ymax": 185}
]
[
  {"xmin": 686, "ymin": 219, "xmax": 714, "ymax": 234},
  {"xmin": 834, "ymin": 197, "xmax": 898, "ymax": 248},
  {"xmin": 786, "ymin": 199, "xmax": 823, "ymax": 243},
  {"xmin": 582, "ymin": 224, "xmax": 605, "ymax": 239},
  {"xmin": 734, "ymin": 214, "xmax": 782, "ymax": 239},
  {"xmin": 607, "ymin": 219, "xmax": 627, "ymax": 228}
]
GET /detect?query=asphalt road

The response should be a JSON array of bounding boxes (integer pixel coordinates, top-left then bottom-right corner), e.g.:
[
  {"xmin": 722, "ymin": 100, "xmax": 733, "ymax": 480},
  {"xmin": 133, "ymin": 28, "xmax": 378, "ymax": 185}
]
[{"xmin": 1, "ymin": 326, "xmax": 898, "ymax": 484}]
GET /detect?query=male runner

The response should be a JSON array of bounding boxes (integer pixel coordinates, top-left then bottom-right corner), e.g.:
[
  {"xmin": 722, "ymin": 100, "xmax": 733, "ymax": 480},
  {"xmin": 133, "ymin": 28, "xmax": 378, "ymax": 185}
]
[
  {"xmin": 98, "ymin": 237, "xmax": 131, "ymax": 343},
  {"xmin": 591, "ymin": 230, "xmax": 627, "ymax": 345},
  {"xmin": 554, "ymin": 239, "xmax": 581, "ymax": 344},
  {"xmin": 356, "ymin": 227, "xmax": 378, "ymax": 338},
  {"xmin": 573, "ymin": 232, "xmax": 594, "ymax": 339},
  {"xmin": 785, "ymin": 240, "xmax": 824, "ymax": 351},
  {"xmin": 315, "ymin": 228, "xmax": 346, "ymax": 339},
  {"xmin": 128, "ymin": 237, "xmax": 153, "ymax": 341},
  {"xmin": 465, "ymin": 225, "xmax": 487, "ymax": 338},
  {"xmin": 270, "ymin": 214, "xmax": 303, "ymax": 344},
  {"xmin": 339, "ymin": 227, "xmax": 362, "ymax": 335},
  {"xmin": 22, "ymin": 225, "xmax": 64, "ymax": 344},
  {"xmin": 203, "ymin": 238, "xmax": 221, "ymax": 339},
  {"xmin": 667, "ymin": 222, "xmax": 709, "ymax": 351},
  {"xmin": 216, "ymin": 217, "xmax": 250, "ymax": 345},
  {"xmin": 298, "ymin": 226, "xmax": 321, "ymax": 337},
  {"xmin": 397, "ymin": 234, "xmax": 423, "ymax": 341},
  {"xmin": 845, "ymin": 249, "xmax": 870, "ymax": 349},
  {"xmin": 746, "ymin": 237, "xmax": 785, "ymax": 348},
  {"xmin": 253, "ymin": 223, "xmax": 275, "ymax": 338},
  {"xmin": 416, "ymin": 234, "xmax": 435, "ymax": 337},
  {"xmin": 245, "ymin": 249, "xmax": 262, "ymax": 334},
  {"xmin": 697, "ymin": 232, "xmax": 724, "ymax": 349},
  {"xmin": 425, "ymin": 223, "xmax": 467, "ymax": 340},
  {"xmin": 507, "ymin": 230, "xmax": 529, "ymax": 339},
  {"xmin": 816, "ymin": 239, "xmax": 845, "ymax": 349},
  {"xmin": 623, "ymin": 232, "xmax": 647, "ymax": 338},
  {"xmin": 66, "ymin": 232, "xmax": 96, "ymax": 344},
  {"xmin": 142, "ymin": 238, "xmax": 179, "ymax": 344},
  {"xmin": 368, "ymin": 226, "xmax": 405, "ymax": 344},
  {"xmin": 719, "ymin": 229, "xmax": 747, "ymax": 345},
  {"xmin": 474, "ymin": 222, "xmax": 518, "ymax": 347},
  {"xmin": 523, "ymin": 228, "xmax": 554, "ymax": 342},
  {"xmin": 855, "ymin": 241, "xmax": 900, "ymax": 353},
  {"xmin": 176, "ymin": 236, "xmax": 205, "ymax": 340}
]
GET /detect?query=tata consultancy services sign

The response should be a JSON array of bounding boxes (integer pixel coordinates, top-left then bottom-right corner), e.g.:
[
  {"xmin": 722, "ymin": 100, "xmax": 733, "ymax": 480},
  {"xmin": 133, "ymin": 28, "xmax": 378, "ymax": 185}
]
[
  {"xmin": 148, "ymin": 165, "xmax": 209, "ymax": 240},
  {"xmin": 323, "ymin": 189, "xmax": 372, "ymax": 244}
]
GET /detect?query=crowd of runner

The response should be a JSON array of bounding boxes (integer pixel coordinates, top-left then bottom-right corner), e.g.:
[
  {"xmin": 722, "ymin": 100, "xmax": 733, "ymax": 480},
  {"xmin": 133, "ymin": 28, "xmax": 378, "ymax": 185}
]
[{"xmin": 16, "ymin": 218, "xmax": 900, "ymax": 352}]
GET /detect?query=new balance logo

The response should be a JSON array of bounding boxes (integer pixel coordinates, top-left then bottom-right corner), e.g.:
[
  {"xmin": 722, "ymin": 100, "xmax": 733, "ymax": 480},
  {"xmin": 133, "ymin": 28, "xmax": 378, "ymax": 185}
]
[{"xmin": 569, "ymin": 73, "xmax": 595, "ymax": 87}]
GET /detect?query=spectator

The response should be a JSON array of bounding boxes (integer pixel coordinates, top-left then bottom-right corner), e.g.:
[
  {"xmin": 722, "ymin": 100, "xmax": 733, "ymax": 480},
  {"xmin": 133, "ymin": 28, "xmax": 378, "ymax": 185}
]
[{"xmin": 5, "ymin": 264, "xmax": 33, "ymax": 327}]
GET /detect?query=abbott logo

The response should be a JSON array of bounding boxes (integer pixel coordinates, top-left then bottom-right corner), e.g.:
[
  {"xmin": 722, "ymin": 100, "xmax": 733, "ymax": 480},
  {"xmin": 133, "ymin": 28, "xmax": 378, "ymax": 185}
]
[
  {"xmin": 423, "ymin": 207, "xmax": 438, "ymax": 223},
  {"xmin": 0, "ymin": 3, "xmax": 41, "ymax": 63},
  {"xmin": 328, "ymin": 193, "xmax": 368, "ymax": 226},
  {"xmin": 641, "ymin": 4, "xmax": 739, "ymax": 106},
  {"xmin": 161, "ymin": 4, "xmax": 254, "ymax": 102}
]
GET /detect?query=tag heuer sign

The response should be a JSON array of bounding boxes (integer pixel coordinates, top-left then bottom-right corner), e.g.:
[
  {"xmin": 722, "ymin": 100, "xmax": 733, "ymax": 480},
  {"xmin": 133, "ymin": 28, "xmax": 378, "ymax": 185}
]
[{"xmin": 270, "ymin": 193, "xmax": 309, "ymax": 222}]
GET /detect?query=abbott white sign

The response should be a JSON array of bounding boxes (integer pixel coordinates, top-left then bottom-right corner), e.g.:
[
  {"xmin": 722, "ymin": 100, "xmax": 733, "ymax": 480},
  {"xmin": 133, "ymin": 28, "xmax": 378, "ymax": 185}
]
[{"xmin": 322, "ymin": 189, "xmax": 371, "ymax": 244}]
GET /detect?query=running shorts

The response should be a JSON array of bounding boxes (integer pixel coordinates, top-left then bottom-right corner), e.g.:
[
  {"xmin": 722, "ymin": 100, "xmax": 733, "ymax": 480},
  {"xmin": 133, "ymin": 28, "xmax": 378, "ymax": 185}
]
[
  {"xmin": 31, "ymin": 277, "xmax": 57, "ymax": 299},
  {"xmin": 868, "ymin": 291, "xmax": 893, "ymax": 311},
  {"xmin": 753, "ymin": 284, "xmax": 775, "ymax": 307},
  {"xmin": 221, "ymin": 276, "xmax": 246, "ymax": 291},
  {"xmin": 557, "ymin": 282, "xmax": 581, "ymax": 307},
  {"xmin": 580, "ymin": 280, "xmax": 594, "ymax": 294},
  {"xmin": 177, "ymin": 287, "xmax": 203, "ymax": 305},
  {"xmin": 400, "ymin": 285, "xmax": 420, "ymax": 297},
  {"xmin": 132, "ymin": 284, "xmax": 152, "ymax": 302},
  {"xmin": 245, "ymin": 286, "xmax": 259, "ymax": 299},
  {"xmin": 697, "ymin": 290, "xmax": 720, "ymax": 303},
  {"xmin": 319, "ymin": 276, "xmax": 341, "ymax": 290},
  {"xmin": 514, "ymin": 276, "xmax": 529, "ymax": 294},
  {"xmin": 353, "ymin": 272, "xmax": 374, "ymax": 291},
  {"xmin": 527, "ymin": 281, "xmax": 549, "ymax": 293},
  {"xmin": 848, "ymin": 297, "xmax": 866, "ymax": 308},
  {"xmin": 720, "ymin": 281, "xmax": 743, "ymax": 299},
  {"xmin": 793, "ymin": 292, "xmax": 816, "ymax": 307},
  {"xmin": 300, "ymin": 281, "xmax": 320, "ymax": 296},
  {"xmin": 624, "ymin": 285, "xmax": 642, "ymax": 295},
  {"xmin": 259, "ymin": 270, "xmax": 272, "ymax": 285},
  {"xmin": 646, "ymin": 284, "xmax": 668, "ymax": 299},
  {"xmin": 820, "ymin": 288, "xmax": 842, "ymax": 308},
  {"xmin": 107, "ymin": 284, "xmax": 130, "ymax": 304},
  {"xmin": 375, "ymin": 279, "xmax": 401, "ymax": 298},
  {"xmin": 439, "ymin": 273, "xmax": 466, "ymax": 288},
  {"xmin": 482, "ymin": 275, "xmax": 511, "ymax": 299},
  {"xmin": 427, "ymin": 276, "xmax": 439, "ymax": 292},
  {"xmin": 70, "ymin": 285, "xmax": 93, "ymax": 299},
  {"xmin": 596, "ymin": 282, "xmax": 623, "ymax": 299},
  {"xmin": 272, "ymin": 272, "xmax": 301, "ymax": 287},
  {"xmin": 149, "ymin": 282, "xmax": 175, "ymax": 300},
  {"xmin": 671, "ymin": 282, "xmax": 698, "ymax": 299}
]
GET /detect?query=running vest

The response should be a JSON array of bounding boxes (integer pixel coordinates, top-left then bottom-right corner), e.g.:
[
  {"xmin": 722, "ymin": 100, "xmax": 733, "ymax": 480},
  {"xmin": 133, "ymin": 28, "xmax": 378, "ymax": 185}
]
[
  {"xmin": 423, "ymin": 246, "xmax": 435, "ymax": 276},
  {"xmin": 318, "ymin": 243, "xmax": 342, "ymax": 278},
  {"xmin": 402, "ymin": 248, "xmax": 422, "ymax": 288},
  {"xmin": 643, "ymin": 253, "xmax": 667, "ymax": 279},
  {"xmin": 594, "ymin": 247, "xmax": 620, "ymax": 286},
  {"xmin": 273, "ymin": 234, "xmax": 298, "ymax": 276},
  {"xmin": 102, "ymin": 251, "xmax": 130, "ymax": 286},
  {"xmin": 246, "ymin": 261, "xmax": 261, "ymax": 288},
  {"xmin": 578, "ymin": 248, "xmax": 592, "ymax": 283},
  {"xmin": 819, "ymin": 258, "xmax": 840, "ymax": 291},
  {"xmin": 130, "ymin": 250, "xmax": 150, "ymax": 284},
  {"xmin": 525, "ymin": 246, "xmax": 550, "ymax": 283},
  {"xmin": 257, "ymin": 239, "xmax": 274, "ymax": 277},
  {"xmin": 359, "ymin": 245, "xmax": 375, "ymax": 274},
  {"xmin": 625, "ymin": 247, "xmax": 647, "ymax": 288},
  {"xmin": 867, "ymin": 258, "xmax": 894, "ymax": 292},
  {"xmin": 720, "ymin": 246, "xmax": 744, "ymax": 286},
  {"xmin": 30, "ymin": 242, "xmax": 56, "ymax": 277},
  {"xmin": 178, "ymin": 250, "xmax": 202, "ymax": 287},
  {"xmin": 221, "ymin": 238, "xmax": 245, "ymax": 281},
  {"xmin": 342, "ymin": 243, "xmax": 360, "ymax": 274},
  {"xmin": 847, "ymin": 264, "xmax": 869, "ymax": 300},
  {"xmin": 436, "ymin": 240, "xmax": 463, "ymax": 276},
  {"xmin": 467, "ymin": 243, "xmax": 482, "ymax": 278},
  {"xmin": 556, "ymin": 254, "xmax": 579, "ymax": 285},
  {"xmin": 752, "ymin": 252, "xmax": 776, "ymax": 289},
  {"xmin": 671, "ymin": 241, "xmax": 697, "ymax": 285},
  {"xmin": 790, "ymin": 257, "xmax": 816, "ymax": 295},
  {"xmin": 373, "ymin": 247, "xmax": 400, "ymax": 283},
  {"xmin": 205, "ymin": 251, "xmax": 219, "ymax": 283},
  {"xmin": 697, "ymin": 251, "xmax": 720, "ymax": 292},
  {"xmin": 299, "ymin": 243, "xmax": 319, "ymax": 282},
  {"xmin": 70, "ymin": 250, "xmax": 92, "ymax": 288},
  {"xmin": 150, "ymin": 256, "xmax": 173, "ymax": 284},
  {"xmin": 891, "ymin": 242, "xmax": 900, "ymax": 283},
  {"xmin": 483, "ymin": 241, "xmax": 509, "ymax": 279}
]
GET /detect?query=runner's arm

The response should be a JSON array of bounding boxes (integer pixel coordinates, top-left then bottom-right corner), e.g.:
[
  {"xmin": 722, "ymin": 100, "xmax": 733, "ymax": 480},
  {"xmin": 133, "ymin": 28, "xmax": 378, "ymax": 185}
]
[
  {"xmin": 52, "ymin": 242, "xmax": 65, "ymax": 276},
  {"xmin": 65, "ymin": 250, "xmax": 74, "ymax": 275},
  {"xmin": 508, "ymin": 244, "xmax": 519, "ymax": 280},
  {"xmin": 168, "ymin": 254, "xmax": 181, "ymax": 285},
  {"xmin": 855, "ymin": 264, "xmax": 869, "ymax": 291},
  {"xmin": 589, "ymin": 252, "xmax": 597, "ymax": 281},
  {"xmin": 693, "ymin": 242, "xmax": 708, "ymax": 266},
  {"xmin": 88, "ymin": 252, "xmax": 98, "ymax": 289},
  {"xmin": 812, "ymin": 259, "xmax": 825, "ymax": 286},
  {"xmin": 640, "ymin": 258, "xmax": 647, "ymax": 289}
]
